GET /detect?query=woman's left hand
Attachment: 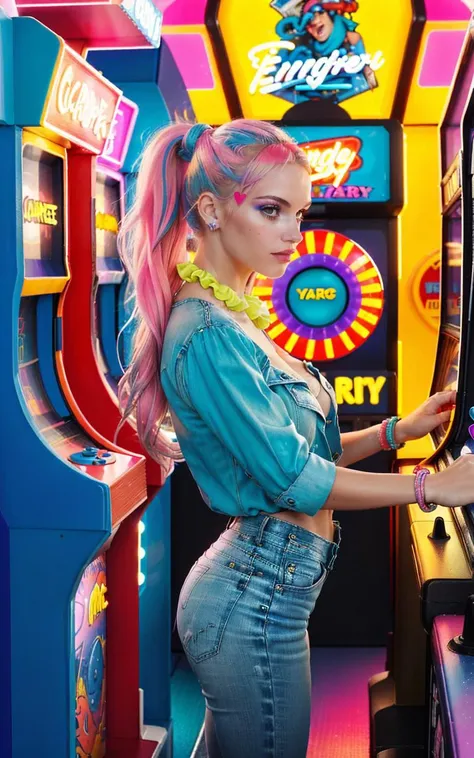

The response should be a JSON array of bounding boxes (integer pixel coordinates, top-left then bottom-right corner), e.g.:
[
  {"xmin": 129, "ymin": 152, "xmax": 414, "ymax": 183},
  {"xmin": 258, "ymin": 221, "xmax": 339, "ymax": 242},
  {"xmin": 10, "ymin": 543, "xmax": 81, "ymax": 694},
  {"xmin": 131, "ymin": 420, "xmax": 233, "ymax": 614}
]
[{"xmin": 395, "ymin": 390, "xmax": 456, "ymax": 443}]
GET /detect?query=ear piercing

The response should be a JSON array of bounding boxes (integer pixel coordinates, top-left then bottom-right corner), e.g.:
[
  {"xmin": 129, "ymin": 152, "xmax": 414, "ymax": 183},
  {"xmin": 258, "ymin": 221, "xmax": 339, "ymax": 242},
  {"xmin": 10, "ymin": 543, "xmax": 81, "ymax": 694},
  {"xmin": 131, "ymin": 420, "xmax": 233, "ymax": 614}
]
[{"xmin": 208, "ymin": 220, "xmax": 219, "ymax": 231}]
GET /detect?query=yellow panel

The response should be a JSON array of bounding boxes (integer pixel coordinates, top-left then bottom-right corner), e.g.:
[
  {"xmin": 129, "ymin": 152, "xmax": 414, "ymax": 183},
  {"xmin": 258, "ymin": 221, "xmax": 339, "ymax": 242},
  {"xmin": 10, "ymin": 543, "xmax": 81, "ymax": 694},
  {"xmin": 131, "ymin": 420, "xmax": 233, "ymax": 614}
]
[
  {"xmin": 305, "ymin": 339, "xmax": 316, "ymax": 360},
  {"xmin": 285, "ymin": 332, "xmax": 299, "ymax": 352},
  {"xmin": 161, "ymin": 25, "xmax": 231, "ymax": 124},
  {"xmin": 218, "ymin": 0, "xmax": 413, "ymax": 120},
  {"xmin": 253, "ymin": 286, "xmax": 273, "ymax": 296},
  {"xmin": 352, "ymin": 320, "xmax": 370, "ymax": 338},
  {"xmin": 304, "ymin": 231, "xmax": 315, "ymax": 254},
  {"xmin": 268, "ymin": 322, "xmax": 287, "ymax": 339},
  {"xmin": 339, "ymin": 331, "xmax": 355, "ymax": 351},
  {"xmin": 270, "ymin": 312, "xmax": 279, "ymax": 323},
  {"xmin": 361, "ymin": 297, "xmax": 383, "ymax": 308},
  {"xmin": 357, "ymin": 267, "xmax": 378, "ymax": 282},
  {"xmin": 339, "ymin": 240, "xmax": 354, "ymax": 262},
  {"xmin": 323, "ymin": 232, "xmax": 335, "ymax": 254},
  {"xmin": 398, "ymin": 126, "xmax": 440, "ymax": 459},
  {"xmin": 358, "ymin": 308, "xmax": 378, "ymax": 326},
  {"xmin": 404, "ymin": 22, "xmax": 467, "ymax": 126},
  {"xmin": 361, "ymin": 283, "xmax": 382, "ymax": 294},
  {"xmin": 324, "ymin": 339, "xmax": 335, "ymax": 360}
]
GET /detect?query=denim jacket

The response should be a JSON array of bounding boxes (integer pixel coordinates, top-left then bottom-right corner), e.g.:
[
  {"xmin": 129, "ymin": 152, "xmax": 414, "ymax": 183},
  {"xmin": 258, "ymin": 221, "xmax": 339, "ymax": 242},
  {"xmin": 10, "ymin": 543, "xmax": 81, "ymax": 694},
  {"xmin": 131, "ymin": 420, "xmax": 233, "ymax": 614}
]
[{"xmin": 160, "ymin": 298, "xmax": 343, "ymax": 518}]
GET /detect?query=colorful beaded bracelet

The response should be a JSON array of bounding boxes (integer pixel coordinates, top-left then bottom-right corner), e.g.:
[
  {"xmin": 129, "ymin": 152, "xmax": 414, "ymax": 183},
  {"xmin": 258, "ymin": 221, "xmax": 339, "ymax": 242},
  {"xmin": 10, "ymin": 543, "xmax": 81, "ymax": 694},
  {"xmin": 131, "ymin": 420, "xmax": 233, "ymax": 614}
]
[
  {"xmin": 414, "ymin": 467, "xmax": 437, "ymax": 513},
  {"xmin": 378, "ymin": 416, "xmax": 405, "ymax": 451}
]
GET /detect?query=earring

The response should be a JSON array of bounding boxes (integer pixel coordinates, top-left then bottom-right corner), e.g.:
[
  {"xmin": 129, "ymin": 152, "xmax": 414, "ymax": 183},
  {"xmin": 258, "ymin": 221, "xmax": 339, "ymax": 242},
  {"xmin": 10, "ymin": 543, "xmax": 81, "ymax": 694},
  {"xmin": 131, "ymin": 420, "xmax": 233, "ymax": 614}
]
[{"xmin": 208, "ymin": 220, "xmax": 219, "ymax": 231}]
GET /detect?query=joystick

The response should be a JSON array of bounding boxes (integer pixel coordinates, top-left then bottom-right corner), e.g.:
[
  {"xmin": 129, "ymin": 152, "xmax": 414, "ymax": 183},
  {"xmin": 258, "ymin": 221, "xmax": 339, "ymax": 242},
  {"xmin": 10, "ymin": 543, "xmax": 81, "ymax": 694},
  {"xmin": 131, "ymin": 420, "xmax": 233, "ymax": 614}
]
[
  {"xmin": 448, "ymin": 595, "xmax": 474, "ymax": 656},
  {"xmin": 428, "ymin": 516, "xmax": 450, "ymax": 541}
]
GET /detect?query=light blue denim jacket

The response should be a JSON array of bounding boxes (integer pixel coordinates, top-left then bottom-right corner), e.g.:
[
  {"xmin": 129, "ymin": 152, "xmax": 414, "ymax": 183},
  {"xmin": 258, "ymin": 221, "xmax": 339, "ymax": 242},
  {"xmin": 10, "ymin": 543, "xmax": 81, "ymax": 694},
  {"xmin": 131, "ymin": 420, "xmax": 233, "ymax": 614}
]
[{"xmin": 160, "ymin": 298, "xmax": 343, "ymax": 518}]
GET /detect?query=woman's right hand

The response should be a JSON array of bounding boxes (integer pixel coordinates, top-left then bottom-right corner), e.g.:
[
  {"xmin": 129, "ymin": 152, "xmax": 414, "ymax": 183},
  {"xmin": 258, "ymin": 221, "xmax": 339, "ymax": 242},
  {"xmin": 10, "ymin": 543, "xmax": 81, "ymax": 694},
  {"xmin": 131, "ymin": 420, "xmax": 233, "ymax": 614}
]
[{"xmin": 426, "ymin": 455, "xmax": 474, "ymax": 507}]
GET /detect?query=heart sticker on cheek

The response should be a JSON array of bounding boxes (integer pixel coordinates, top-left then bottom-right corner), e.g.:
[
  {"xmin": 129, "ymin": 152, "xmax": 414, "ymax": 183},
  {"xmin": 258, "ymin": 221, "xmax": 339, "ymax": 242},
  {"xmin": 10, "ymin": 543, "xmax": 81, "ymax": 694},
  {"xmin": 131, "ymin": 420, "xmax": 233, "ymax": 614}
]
[{"xmin": 234, "ymin": 191, "xmax": 247, "ymax": 206}]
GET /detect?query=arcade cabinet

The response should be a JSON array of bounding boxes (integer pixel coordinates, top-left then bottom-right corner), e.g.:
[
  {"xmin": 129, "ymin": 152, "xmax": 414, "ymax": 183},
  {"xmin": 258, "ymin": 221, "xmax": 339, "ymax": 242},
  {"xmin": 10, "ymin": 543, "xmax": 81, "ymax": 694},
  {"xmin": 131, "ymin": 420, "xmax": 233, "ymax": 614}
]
[
  {"xmin": 0, "ymin": 14, "xmax": 157, "ymax": 758},
  {"xmin": 370, "ymin": 16, "xmax": 474, "ymax": 757}
]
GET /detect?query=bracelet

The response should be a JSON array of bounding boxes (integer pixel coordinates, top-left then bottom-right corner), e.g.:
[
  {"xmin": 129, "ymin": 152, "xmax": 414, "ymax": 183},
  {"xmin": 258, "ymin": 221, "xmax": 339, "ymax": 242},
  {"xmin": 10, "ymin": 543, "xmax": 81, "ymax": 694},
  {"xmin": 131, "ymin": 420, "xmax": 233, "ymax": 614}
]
[
  {"xmin": 414, "ymin": 467, "xmax": 437, "ymax": 513},
  {"xmin": 378, "ymin": 416, "xmax": 405, "ymax": 451}
]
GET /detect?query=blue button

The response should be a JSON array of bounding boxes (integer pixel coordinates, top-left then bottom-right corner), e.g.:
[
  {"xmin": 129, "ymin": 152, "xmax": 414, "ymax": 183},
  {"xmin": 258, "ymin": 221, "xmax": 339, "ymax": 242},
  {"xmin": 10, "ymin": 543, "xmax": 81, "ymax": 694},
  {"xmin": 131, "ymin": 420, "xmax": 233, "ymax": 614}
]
[{"xmin": 287, "ymin": 267, "xmax": 348, "ymax": 327}]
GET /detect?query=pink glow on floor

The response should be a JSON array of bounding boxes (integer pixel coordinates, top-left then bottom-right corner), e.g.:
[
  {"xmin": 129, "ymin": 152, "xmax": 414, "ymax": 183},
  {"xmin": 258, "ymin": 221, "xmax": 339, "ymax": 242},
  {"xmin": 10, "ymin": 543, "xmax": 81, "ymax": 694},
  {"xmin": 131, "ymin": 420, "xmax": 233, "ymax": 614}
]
[{"xmin": 308, "ymin": 647, "xmax": 386, "ymax": 758}]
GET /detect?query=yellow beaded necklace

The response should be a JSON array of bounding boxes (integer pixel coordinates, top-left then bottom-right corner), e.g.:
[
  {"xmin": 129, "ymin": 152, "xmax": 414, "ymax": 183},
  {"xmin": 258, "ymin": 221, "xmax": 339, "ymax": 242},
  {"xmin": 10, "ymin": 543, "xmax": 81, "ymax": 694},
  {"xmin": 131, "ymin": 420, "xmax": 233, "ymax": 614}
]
[{"xmin": 176, "ymin": 262, "xmax": 271, "ymax": 330}]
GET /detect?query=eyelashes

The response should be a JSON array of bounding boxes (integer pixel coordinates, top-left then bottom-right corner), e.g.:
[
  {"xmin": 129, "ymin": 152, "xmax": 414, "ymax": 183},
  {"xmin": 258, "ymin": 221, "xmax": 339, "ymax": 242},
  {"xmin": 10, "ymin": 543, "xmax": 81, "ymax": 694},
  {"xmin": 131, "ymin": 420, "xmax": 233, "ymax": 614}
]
[{"xmin": 256, "ymin": 204, "xmax": 306, "ymax": 222}]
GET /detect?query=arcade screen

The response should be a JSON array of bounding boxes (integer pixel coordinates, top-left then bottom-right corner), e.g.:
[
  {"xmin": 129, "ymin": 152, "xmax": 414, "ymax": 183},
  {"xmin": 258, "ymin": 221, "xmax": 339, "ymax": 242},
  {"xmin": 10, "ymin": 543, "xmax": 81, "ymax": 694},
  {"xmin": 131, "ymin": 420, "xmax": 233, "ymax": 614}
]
[
  {"xmin": 430, "ymin": 200, "xmax": 462, "ymax": 448},
  {"xmin": 18, "ymin": 297, "xmax": 91, "ymax": 451},
  {"xmin": 22, "ymin": 144, "xmax": 66, "ymax": 278},
  {"xmin": 95, "ymin": 172, "xmax": 123, "ymax": 272}
]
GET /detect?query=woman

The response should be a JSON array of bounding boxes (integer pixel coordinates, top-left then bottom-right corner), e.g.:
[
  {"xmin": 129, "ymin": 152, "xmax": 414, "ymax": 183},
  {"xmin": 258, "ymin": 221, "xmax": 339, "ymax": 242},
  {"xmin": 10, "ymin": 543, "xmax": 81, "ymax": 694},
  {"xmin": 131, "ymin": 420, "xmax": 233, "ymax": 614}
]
[{"xmin": 118, "ymin": 119, "xmax": 474, "ymax": 758}]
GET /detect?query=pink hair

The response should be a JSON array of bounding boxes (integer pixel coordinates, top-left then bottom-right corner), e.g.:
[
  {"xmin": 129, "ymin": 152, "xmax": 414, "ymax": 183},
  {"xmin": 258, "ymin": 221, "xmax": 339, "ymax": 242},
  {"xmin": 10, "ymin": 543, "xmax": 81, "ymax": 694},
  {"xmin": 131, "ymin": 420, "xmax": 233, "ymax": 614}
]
[{"xmin": 117, "ymin": 119, "xmax": 309, "ymax": 477}]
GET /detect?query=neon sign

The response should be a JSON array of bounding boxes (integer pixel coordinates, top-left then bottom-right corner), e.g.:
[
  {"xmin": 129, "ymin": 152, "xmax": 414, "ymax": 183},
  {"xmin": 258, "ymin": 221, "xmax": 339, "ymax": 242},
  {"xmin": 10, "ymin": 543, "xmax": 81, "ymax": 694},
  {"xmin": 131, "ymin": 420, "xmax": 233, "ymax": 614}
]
[
  {"xmin": 249, "ymin": 41, "xmax": 385, "ymax": 99},
  {"xmin": 121, "ymin": 0, "xmax": 162, "ymax": 48},
  {"xmin": 44, "ymin": 47, "xmax": 121, "ymax": 154},
  {"xmin": 303, "ymin": 137, "xmax": 363, "ymax": 188},
  {"xmin": 23, "ymin": 197, "xmax": 58, "ymax": 226},
  {"xmin": 98, "ymin": 97, "xmax": 138, "ymax": 171}
]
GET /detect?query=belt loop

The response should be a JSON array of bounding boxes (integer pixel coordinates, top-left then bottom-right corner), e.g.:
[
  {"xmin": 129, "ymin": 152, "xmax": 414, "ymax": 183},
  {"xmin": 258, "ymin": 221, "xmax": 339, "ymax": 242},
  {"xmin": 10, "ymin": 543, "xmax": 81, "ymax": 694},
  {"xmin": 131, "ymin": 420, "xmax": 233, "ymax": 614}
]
[
  {"xmin": 255, "ymin": 515, "xmax": 270, "ymax": 546},
  {"xmin": 327, "ymin": 544, "xmax": 338, "ymax": 571}
]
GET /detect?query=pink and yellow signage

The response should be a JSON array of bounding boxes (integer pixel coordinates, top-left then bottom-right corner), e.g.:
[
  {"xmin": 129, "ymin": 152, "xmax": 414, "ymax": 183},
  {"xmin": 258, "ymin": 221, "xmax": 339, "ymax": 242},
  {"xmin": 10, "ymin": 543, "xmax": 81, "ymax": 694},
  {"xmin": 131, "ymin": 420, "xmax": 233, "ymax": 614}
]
[
  {"xmin": 162, "ymin": 0, "xmax": 231, "ymax": 123},
  {"xmin": 42, "ymin": 46, "xmax": 121, "ymax": 154},
  {"xmin": 98, "ymin": 96, "xmax": 138, "ymax": 171}
]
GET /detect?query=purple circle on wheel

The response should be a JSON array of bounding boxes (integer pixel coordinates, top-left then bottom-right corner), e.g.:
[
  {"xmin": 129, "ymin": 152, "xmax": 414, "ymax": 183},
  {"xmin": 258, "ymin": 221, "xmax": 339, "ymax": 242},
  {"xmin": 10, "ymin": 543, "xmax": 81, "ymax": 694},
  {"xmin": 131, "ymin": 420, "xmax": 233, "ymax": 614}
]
[{"xmin": 272, "ymin": 254, "xmax": 362, "ymax": 340}]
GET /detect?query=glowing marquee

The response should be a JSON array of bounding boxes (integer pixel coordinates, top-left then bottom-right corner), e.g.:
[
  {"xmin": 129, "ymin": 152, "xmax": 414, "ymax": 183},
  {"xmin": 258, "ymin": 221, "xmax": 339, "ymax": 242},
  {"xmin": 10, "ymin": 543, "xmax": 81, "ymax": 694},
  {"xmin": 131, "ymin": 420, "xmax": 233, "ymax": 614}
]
[
  {"xmin": 248, "ymin": 41, "xmax": 384, "ymax": 98},
  {"xmin": 303, "ymin": 136, "xmax": 363, "ymax": 188},
  {"xmin": 44, "ymin": 46, "xmax": 121, "ymax": 154},
  {"xmin": 23, "ymin": 197, "xmax": 58, "ymax": 226}
]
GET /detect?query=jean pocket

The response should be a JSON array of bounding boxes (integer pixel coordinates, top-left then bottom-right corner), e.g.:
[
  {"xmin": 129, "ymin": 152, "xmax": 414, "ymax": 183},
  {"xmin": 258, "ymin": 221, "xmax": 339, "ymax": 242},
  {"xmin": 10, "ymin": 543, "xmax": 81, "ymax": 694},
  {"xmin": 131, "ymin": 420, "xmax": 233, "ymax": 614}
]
[
  {"xmin": 281, "ymin": 558, "xmax": 327, "ymax": 593},
  {"xmin": 179, "ymin": 562, "xmax": 209, "ymax": 610},
  {"xmin": 178, "ymin": 563, "xmax": 252, "ymax": 664}
]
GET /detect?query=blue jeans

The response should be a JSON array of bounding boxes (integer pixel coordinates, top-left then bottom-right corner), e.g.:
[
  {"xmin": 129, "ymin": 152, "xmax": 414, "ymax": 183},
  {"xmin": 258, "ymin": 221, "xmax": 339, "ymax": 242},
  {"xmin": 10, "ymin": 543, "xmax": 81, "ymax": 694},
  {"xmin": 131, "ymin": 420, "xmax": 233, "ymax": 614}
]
[{"xmin": 176, "ymin": 513, "xmax": 341, "ymax": 758}]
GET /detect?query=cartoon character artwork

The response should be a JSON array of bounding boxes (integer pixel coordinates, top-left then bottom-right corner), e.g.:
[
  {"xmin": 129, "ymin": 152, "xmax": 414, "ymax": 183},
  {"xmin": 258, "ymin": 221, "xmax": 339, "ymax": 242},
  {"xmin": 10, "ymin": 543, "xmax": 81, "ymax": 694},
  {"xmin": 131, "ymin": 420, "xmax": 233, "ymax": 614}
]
[
  {"xmin": 75, "ymin": 555, "xmax": 107, "ymax": 758},
  {"xmin": 249, "ymin": 0, "xmax": 384, "ymax": 106}
]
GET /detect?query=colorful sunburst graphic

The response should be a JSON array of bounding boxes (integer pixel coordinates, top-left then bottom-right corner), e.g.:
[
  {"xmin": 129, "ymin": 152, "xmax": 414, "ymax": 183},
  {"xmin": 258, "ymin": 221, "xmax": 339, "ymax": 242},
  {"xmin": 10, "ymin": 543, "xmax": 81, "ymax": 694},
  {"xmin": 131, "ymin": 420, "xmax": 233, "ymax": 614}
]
[{"xmin": 253, "ymin": 229, "xmax": 384, "ymax": 361}]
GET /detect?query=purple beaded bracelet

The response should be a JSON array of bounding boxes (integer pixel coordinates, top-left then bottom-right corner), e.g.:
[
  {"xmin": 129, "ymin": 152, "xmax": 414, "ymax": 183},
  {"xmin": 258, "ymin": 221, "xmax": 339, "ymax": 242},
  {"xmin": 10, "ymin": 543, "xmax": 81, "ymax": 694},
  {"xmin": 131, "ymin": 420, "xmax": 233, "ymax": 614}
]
[{"xmin": 414, "ymin": 467, "xmax": 437, "ymax": 513}]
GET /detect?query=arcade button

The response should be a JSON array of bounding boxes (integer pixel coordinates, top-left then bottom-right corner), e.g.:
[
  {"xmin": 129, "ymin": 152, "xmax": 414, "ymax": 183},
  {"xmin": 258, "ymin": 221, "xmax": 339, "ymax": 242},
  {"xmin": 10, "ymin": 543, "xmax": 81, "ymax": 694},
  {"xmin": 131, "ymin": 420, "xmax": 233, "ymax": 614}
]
[
  {"xmin": 448, "ymin": 595, "xmax": 474, "ymax": 656},
  {"xmin": 69, "ymin": 447, "xmax": 116, "ymax": 466}
]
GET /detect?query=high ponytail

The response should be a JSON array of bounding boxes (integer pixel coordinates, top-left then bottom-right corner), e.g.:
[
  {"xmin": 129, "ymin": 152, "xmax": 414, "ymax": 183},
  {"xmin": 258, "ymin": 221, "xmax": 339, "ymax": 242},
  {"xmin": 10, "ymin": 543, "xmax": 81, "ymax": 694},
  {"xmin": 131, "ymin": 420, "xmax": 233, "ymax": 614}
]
[
  {"xmin": 117, "ymin": 123, "xmax": 195, "ymax": 473},
  {"xmin": 118, "ymin": 118, "xmax": 309, "ymax": 479}
]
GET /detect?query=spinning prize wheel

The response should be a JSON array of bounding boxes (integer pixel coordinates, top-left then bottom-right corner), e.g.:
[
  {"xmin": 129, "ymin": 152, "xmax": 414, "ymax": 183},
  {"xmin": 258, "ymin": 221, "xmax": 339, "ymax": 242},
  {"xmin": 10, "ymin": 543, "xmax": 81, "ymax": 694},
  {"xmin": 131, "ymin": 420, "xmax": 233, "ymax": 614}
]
[{"xmin": 254, "ymin": 229, "xmax": 384, "ymax": 361}]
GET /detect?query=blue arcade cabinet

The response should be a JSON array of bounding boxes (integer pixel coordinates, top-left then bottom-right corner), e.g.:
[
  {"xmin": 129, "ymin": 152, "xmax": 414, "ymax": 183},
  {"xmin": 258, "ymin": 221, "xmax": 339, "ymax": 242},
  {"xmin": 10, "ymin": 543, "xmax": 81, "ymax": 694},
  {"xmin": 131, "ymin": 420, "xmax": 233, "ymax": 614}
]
[{"xmin": 0, "ymin": 13, "xmax": 162, "ymax": 758}]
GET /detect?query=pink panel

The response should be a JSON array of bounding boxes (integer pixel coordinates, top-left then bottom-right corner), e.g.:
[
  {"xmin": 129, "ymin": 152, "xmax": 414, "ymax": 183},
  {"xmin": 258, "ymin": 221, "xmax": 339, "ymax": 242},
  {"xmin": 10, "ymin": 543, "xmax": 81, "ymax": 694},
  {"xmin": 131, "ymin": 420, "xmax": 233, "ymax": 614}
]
[
  {"xmin": 162, "ymin": 0, "xmax": 206, "ymax": 25},
  {"xmin": 424, "ymin": 0, "xmax": 471, "ymax": 21},
  {"xmin": 163, "ymin": 33, "xmax": 214, "ymax": 89},
  {"xmin": 419, "ymin": 30, "xmax": 466, "ymax": 87}
]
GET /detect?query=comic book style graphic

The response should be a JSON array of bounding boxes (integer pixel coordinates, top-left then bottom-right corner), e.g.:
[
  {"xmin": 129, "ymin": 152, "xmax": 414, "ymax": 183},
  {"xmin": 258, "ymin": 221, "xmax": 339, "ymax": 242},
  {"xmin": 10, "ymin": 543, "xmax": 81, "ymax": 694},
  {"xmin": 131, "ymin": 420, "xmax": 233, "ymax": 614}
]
[
  {"xmin": 250, "ymin": 0, "xmax": 383, "ymax": 105},
  {"xmin": 75, "ymin": 555, "xmax": 107, "ymax": 758}
]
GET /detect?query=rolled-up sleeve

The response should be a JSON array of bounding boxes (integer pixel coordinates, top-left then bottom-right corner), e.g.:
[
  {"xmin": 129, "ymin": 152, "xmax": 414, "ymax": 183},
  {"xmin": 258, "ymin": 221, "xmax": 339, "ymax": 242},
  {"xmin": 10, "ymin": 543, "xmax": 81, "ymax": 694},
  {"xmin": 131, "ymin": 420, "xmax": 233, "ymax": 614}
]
[{"xmin": 178, "ymin": 323, "xmax": 336, "ymax": 516}]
